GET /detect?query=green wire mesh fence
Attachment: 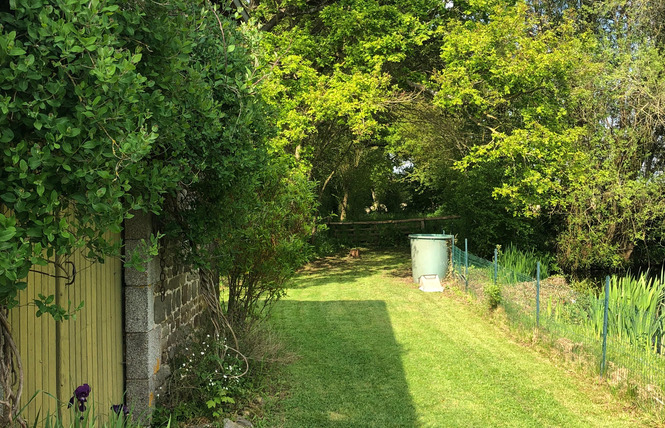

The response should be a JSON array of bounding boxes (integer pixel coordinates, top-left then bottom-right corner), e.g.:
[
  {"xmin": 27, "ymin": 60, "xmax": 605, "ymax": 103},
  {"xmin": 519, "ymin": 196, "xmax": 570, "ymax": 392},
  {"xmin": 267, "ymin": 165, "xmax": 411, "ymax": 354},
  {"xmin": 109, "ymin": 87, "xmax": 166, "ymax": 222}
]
[{"xmin": 450, "ymin": 241, "xmax": 665, "ymax": 413}]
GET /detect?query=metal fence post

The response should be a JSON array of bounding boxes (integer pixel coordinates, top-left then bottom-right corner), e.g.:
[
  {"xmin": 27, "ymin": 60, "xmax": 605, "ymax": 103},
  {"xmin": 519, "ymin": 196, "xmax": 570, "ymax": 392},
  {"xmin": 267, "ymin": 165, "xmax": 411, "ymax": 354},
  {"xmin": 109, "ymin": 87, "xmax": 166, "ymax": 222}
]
[
  {"xmin": 601, "ymin": 275, "xmax": 610, "ymax": 377},
  {"xmin": 493, "ymin": 247, "xmax": 498, "ymax": 285},
  {"xmin": 464, "ymin": 238, "xmax": 469, "ymax": 292},
  {"xmin": 451, "ymin": 235, "xmax": 455, "ymax": 274},
  {"xmin": 536, "ymin": 261, "xmax": 540, "ymax": 327}
]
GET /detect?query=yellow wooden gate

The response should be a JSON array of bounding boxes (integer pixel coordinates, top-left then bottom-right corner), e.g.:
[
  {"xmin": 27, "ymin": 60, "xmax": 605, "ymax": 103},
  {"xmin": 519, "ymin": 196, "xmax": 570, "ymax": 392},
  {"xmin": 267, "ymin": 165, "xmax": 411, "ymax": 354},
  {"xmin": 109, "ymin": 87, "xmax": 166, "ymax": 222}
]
[{"xmin": 9, "ymin": 235, "xmax": 124, "ymax": 424}]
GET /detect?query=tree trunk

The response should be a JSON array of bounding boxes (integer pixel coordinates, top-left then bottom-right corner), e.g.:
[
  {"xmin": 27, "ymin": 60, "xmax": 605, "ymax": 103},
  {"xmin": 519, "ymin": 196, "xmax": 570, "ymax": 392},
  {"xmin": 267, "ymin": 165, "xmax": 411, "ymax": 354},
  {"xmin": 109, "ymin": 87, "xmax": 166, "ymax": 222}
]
[{"xmin": 339, "ymin": 190, "xmax": 349, "ymax": 221}]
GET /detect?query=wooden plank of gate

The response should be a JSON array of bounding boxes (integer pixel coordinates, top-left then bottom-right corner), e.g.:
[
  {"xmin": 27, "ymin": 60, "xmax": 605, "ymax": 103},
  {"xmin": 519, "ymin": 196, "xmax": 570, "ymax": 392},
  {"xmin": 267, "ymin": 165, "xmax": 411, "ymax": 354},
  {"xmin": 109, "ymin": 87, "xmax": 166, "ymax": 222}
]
[{"xmin": 10, "ymin": 231, "xmax": 124, "ymax": 424}]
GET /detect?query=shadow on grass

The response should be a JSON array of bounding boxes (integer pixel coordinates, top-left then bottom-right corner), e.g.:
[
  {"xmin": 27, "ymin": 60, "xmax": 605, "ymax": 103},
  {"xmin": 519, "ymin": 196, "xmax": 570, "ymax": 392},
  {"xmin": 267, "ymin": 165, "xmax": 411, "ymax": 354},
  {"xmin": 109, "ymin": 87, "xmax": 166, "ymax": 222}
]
[
  {"xmin": 292, "ymin": 250, "xmax": 412, "ymax": 290},
  {"xmin": 269, "ymin": 300, "xmax": 417, "ymax": 427}
]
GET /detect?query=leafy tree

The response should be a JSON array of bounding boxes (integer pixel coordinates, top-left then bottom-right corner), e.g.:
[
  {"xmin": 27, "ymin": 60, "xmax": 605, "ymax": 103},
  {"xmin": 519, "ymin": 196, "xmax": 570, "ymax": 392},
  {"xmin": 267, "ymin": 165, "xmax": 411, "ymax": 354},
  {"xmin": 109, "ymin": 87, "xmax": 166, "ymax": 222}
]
[
  {"xmin": 389, "ymin": 100, "xmax": 554, "ymax": 256},
  {"xmin": 220, "ymin": 157, "xmax": 315, "ymax": 325},
  {"xmin": 553, "ymin": 1, "xmax": 665, "ymax": 269},
  {"xmin": 253, "ymin": 0, "xmax": 452, "ymax": 217},
  {"xmin": 400, "ymin": 0, "xmax": 665, "ymax": 269}
]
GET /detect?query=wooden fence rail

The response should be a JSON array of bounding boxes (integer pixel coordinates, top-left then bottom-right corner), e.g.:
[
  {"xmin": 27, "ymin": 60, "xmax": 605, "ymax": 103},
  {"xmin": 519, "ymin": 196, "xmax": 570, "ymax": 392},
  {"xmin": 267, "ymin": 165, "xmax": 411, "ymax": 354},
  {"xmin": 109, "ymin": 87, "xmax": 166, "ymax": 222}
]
[{"xmin": 326, "ymin": 215, "xmax": 459, "ymax": 247}]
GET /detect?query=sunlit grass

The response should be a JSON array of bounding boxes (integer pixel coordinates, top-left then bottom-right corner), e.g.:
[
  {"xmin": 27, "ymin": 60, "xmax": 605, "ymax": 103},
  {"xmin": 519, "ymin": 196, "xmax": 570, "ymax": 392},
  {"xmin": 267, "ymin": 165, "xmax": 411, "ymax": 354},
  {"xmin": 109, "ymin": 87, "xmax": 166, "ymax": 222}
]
[{"xmin": 259, "ymin": 250, "xmax": 651, "ymax": 427}]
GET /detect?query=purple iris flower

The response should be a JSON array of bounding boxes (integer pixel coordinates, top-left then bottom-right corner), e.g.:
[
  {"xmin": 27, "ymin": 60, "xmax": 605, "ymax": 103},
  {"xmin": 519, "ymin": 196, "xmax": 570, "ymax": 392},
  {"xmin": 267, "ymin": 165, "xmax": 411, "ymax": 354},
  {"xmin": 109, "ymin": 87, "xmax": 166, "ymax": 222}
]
[
  {"xmin": 68, "ymin": 384, "xmax": 91, "ymax": 413},
  {"xmin": 111, "ymin": 404, "xmax": 130, "ymax": 417}
]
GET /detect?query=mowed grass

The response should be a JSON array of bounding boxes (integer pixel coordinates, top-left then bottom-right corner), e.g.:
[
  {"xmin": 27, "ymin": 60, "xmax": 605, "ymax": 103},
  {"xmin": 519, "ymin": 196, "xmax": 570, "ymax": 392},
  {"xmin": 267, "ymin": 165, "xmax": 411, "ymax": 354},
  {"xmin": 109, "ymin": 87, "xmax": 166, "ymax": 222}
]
[{"xmin": 259, "ymin": 250, "xmax": 652, "ymax": 427}]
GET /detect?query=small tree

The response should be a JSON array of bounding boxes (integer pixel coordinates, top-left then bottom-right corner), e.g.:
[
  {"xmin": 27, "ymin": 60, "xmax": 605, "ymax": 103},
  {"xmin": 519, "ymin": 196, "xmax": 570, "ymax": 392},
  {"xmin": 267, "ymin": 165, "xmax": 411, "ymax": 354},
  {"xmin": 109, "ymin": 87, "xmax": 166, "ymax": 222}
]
[{"xmin": 219, "ymin": 158, "xmax": 315, "ymax": 326}]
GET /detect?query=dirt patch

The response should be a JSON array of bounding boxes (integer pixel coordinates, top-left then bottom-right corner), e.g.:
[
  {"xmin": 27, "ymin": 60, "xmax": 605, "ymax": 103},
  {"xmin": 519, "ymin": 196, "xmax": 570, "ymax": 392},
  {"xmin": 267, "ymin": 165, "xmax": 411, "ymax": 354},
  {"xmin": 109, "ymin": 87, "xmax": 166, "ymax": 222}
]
[{"xmin": 501, "ymin": 276, "xmax": 578, "ymax": 314}]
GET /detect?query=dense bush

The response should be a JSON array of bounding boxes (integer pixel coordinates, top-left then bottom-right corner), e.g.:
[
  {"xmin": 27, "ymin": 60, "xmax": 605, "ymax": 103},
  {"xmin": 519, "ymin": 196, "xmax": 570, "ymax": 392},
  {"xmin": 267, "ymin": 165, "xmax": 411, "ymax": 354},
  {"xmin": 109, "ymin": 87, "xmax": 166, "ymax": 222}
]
[
  {"xmin": 0, "ymin": 0, "xmax": 315, "ymax": 422},
  {"xmin": 0, "ymin": 0, "xmax": 269, "ymax": 310},
  {"xmin": 220, "ymin": 160, "xmax": 316, "ymax": 325}
]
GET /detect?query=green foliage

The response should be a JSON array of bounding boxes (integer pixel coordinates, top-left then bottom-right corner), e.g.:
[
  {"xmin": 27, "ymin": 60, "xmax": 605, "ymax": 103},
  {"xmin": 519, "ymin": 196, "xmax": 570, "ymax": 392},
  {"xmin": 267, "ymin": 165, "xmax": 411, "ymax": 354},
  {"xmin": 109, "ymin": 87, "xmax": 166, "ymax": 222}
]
[
  {"xmin": 587, "ymin": 273, "xmax": 665, "ymax": 352},
  {"xmin": 154, "ymin": 334, "xmax": 248, "ymax": 425},
  {"xmin": 437, "ymin": 1, "xmax": 596, "ymax": 209},
  {"xmin": 34, "ymin": 294, "xmax": 84, "ymax": 321},
  {"xmin": 498, "ymin": 244, "xmax": 554, "ymax": 280},
  {"xmin": 220, "ymin": 158, "xmax": 316, "ymax": 325},
  {"xmin": 310, "ymin": 226, "xmax": 342, "ymax": 258},
  {"xmin": 389, "ymin": 101, "xmax": 556, "ymax": 258},
  {"xmin": 0, "ymin": 0, "xmax": 158, "ymax": 313},
  {"xmin": 256, "ymin": 0, "xmax": 451, "ymax": 219},
  {"xmin": 557, "ymin": 165, "xmax": 665, "ymax": 270},
  {"xmin": 431, "ymin": 3, "xmax": 597, "ymax": 259},
  {"xmin": 440, "ymin": 2, "xmax": 665, "ymax": 270},
  {"xmin": 484, "ymin": 281, "xmax": 502, "ymax": 310},
  {"xmin": 123, "ymin": 233, "xmax": 162, "ymax": 272},
  {"xmin": 1, "ymin": 2, "xmax": 316, "ymax": 422},
  {"xmin": 0, "ymin": 0, "xmax": 296, "ymax": 317}
]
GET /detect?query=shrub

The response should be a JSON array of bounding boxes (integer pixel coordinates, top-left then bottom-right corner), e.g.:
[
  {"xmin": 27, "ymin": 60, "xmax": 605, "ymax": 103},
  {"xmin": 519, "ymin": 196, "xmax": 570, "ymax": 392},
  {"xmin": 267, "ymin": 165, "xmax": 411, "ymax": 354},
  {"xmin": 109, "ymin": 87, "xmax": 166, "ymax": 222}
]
[
  {"xmin": 154, "ymin": 332, "xmax": 249, "ymax": 426},
  {"xmin": 485, "ymin": 281, "xmax": 502, "ymax": 310},
  {"xmin": 310, "ymin": 225, "xmax": 342, "ymax": 258},
  {"xmin": 218, "ymin": 160, "xmax": 316, "ymax": 326}
]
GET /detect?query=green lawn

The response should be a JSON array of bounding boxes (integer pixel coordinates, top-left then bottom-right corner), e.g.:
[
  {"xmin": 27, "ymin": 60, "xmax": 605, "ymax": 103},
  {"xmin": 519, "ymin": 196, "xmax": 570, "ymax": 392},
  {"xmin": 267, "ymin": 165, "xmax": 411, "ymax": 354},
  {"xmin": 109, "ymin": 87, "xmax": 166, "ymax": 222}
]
[{"xmin": 259, "ymin": 251, "xmax": 651, "ymax": 427}]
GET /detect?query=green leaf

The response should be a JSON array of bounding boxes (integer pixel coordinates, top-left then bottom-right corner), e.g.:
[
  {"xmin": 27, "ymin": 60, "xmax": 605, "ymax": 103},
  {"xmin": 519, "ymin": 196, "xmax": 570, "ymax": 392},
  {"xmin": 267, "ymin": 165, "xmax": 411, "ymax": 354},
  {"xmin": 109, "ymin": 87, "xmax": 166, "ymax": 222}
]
[
  {"xmin": 81, "ymin": 36, "xmax": 97, "ymax": 48},
  {"xmin": 9, "ymin": 47, "xmax": 26, "ymax": 56},
  {"xmin": 0, "ymin": 227, "xmax": 16, "ymax": 242},
  {"xmin": 1, "ymin": 193, "xmax": 17, "ymax": 203},
  {"xmin": 101, "ymin": 5, "xmax": 119, "ymax": 13},
  {"xmin": 0, "ymin": 129, "xmax": 14, "ymax": 143},
  {"xmin": 28, "ymin": 157, "xmax": 41, "ymax": 169}
]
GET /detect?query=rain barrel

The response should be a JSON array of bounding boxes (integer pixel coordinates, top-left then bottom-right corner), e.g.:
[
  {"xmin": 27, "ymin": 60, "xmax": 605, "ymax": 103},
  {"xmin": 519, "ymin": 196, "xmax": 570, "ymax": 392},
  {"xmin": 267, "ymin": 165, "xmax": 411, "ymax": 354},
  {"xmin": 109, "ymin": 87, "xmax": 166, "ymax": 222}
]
[{"xmin": 409, "ymin": 234, "xmax": 453, "ymax": 283}]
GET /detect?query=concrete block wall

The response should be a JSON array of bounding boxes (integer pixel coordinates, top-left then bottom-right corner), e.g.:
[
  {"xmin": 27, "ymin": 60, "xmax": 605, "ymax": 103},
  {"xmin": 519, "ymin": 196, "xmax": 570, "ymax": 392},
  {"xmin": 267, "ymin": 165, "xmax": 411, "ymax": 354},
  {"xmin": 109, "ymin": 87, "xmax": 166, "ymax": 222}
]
[{"xmin": 124, "ymin": 212, "xmax": 206, "ymax": 423}]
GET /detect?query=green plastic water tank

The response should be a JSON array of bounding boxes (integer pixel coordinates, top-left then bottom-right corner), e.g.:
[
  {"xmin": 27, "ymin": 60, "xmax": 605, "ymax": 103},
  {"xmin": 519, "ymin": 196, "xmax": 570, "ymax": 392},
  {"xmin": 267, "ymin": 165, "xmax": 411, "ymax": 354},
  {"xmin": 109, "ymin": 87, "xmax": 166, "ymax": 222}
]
[{"xmin": 409, "ymin": 234, "xmax": 453, "ymax": 283}]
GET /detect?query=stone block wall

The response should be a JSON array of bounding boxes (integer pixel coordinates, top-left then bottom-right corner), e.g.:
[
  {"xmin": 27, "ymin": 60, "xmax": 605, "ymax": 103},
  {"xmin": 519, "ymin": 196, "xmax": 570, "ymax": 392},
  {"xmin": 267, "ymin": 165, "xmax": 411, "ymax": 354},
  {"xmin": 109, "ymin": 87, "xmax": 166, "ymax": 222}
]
[
  {"xmin": 152, "ymin": 239, "xmax": 206, "ymax": 390},
  {"xmin": 124, "ymin": 212, "xmax": 206, "ymax": 423}
]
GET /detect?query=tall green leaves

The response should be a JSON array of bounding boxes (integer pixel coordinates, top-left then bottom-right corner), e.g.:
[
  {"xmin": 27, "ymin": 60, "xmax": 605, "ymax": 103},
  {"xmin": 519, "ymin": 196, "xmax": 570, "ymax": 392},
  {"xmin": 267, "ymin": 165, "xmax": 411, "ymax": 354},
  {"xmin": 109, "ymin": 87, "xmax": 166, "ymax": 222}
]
[{"xmin": 588, "ymin": 273, "xmax": 665, "ymax": 352}]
